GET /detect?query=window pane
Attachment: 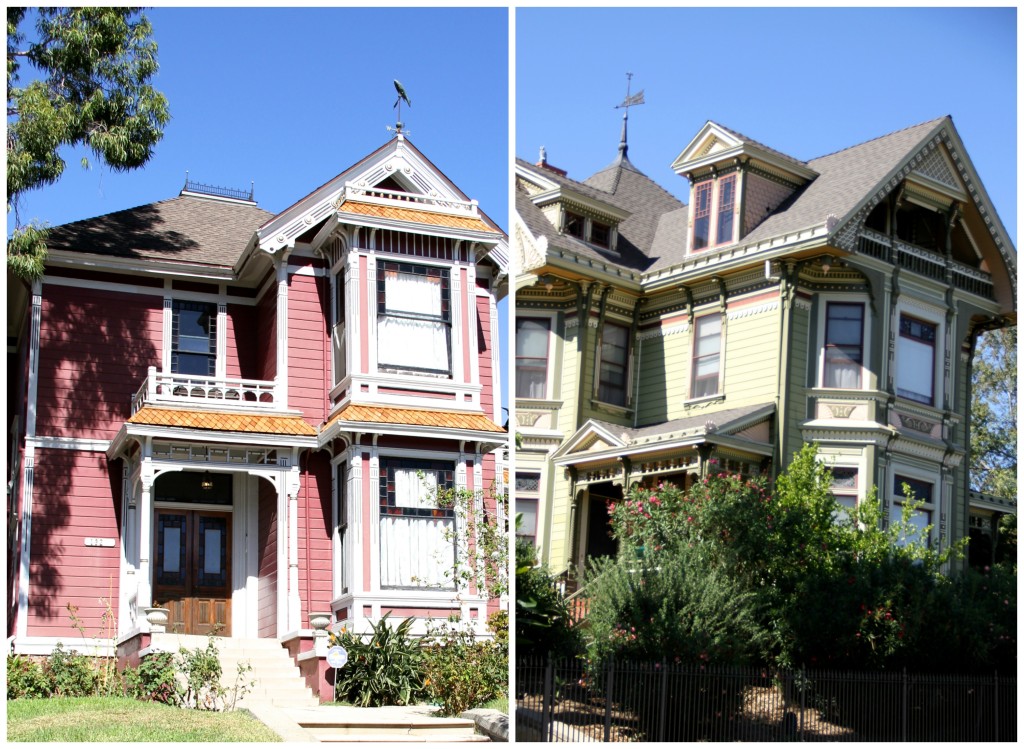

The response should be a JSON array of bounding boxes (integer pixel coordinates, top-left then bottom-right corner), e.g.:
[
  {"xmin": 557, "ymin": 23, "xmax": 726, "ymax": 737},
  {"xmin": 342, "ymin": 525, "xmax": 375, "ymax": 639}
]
[
  {"xmin": 896, "ymin": 324, "xmax": 935, "ymax": 404},
  {"xmin": 516, "ymin": 319, "xmax": 550, "ymax": 398},
  {"xmin": 378, "ymin": 316, "xmax": 449, "ymax": 372},
  {"xmin": 693, "ymin": 182, "xmax": 713, "ymax": 250},
  {"xmin": 515, "ymin": 473, "xmax": 540, "ymax": 492},
  {"xmin": 716, "ymin": 175, "xmax": 736, "ymax": 244},
  {"xmin": 385, "ymin": 271, "xmax": 441, "ymax": 316},
  {"xmin": 599, "ymin": 323, "xmax": 629, "ymax": 405},
  {"xmin": 692, "ymin": 315, "xmax": 721, "ymax": 397},
  {"xmin": 517, "ymin": 498, "xmax": 538, "ymax": 536}
]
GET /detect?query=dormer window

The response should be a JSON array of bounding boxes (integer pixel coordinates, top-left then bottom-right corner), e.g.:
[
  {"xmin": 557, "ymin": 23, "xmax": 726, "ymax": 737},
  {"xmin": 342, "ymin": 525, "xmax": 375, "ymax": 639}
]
[
  {"xmin": 691, "ymin": 173, "xmax": 738, "ymax": 251},
  {"xmin": 564, "ymin": 211, "xmax": 585, "ymax": 239},
  {"xmin": 591, "ymin": 220, "xmax": 611, "ymax": 248}
]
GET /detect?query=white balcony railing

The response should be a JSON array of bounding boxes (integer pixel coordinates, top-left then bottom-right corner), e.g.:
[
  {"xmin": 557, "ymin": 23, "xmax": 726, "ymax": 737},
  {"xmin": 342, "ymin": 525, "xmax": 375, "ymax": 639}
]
[
  {"xmin": 132, "ymin": 366, "xmax": 280, "ymax": 414},
  {"xmin": 342, "ymin": 183, "xmax": 479, "ymax": 218}
]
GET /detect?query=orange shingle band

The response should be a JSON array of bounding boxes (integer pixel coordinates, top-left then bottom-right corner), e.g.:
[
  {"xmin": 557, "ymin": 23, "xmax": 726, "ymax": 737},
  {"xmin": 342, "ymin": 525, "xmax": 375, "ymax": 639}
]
[
  {"xmin": 339, "ymin": 201, "xmax": 498, "ymax": 233},
  {"xmin": 325, "ymin": 404, "xmax": 505, "ymax": 433},
  {"xmin": 129, "ymin": 407, "xmax": 317, "ymax": 436}
]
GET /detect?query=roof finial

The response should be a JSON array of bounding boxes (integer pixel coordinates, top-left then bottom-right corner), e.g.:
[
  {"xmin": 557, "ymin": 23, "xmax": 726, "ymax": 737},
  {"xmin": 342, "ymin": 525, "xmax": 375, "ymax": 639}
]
[
  {"xmin": 614, "ymin": 72, "xmax": 645, "ymax": 160},
  {"xmin": 388, "ymin": 79, "xmax": 412, "ymax": 137}
]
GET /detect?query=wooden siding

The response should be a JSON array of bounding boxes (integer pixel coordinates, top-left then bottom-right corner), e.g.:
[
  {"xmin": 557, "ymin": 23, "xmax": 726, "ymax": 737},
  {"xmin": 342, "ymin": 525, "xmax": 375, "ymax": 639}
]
[
  {"xmin": 255, "ymin": 285, "xmax": 277, "ymax": 382},
  {"xmin": 634, "ymin": 329, "xmax": 687, "ymax": 425},
  {"xmin": 783, "ymin": 305, "xmax": 811, "ymax": 461},
  {"xmin": 226, "ymin": 303, "xmax": 259, "ymax": 380},
  {"xmin": 721, "ymin": 306, "xmax": 782, "ymax": 409},
  {"xmin": 36, "ymin": 285, "xmax": 162, "ymax": 440},
  {"xmin": 288, "ymin": 259, "xmax": 330, "ymax": 427},
  {"xmin": 476, "ymin": 294, "xmax": 493, "ymax": 417},
  {"xmin": 256, "ymin": 477, "xmax": 277, "ymax": 638},
  {"xmin": 27, "ymin": 449, "xmax": 120, "ymax": 637},
  {"xmin": 297, "ymin": 451, "xmax": 333, "ymax": 627}
]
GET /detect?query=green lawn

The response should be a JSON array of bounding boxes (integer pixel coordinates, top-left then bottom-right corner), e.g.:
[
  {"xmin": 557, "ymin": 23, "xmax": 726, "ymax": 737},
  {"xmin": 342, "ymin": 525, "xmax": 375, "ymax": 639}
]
[
  {"xmin": 480, "ymin": 695, "xmax": 508, "ymax": 715},
  {"xmin": 6, "ymin": 696, "xmax": 282, "ymax": 742}
]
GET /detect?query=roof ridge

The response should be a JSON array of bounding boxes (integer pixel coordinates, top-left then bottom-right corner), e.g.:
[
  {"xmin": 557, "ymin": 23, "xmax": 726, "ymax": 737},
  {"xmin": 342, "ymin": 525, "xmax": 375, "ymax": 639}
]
[{"xmin": 808, "ymin": 116, "xmax": 948, "ymax": 163}]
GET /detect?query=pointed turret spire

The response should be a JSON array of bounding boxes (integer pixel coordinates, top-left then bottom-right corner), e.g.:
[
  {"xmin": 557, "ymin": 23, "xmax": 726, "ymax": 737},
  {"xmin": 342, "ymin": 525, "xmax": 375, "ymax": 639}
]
[{"xmin": 614, "ymin": 72, "xmax": 645, "ymax": 162}]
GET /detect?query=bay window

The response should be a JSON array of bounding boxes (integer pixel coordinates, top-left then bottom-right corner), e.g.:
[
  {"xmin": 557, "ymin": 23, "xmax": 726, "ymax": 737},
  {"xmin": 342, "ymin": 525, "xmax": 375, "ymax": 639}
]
[
  {"xmin": 378, "ymin": 458, "xmax": 456, "ymax": 589},
  {"xmin": 377, "ymin": 261, "xmax": 451, "ymax": 375},
  {"xmin": 896, "ymin": 314, "xmax": 936, "ymax": 405},
  {"xmin": 597, "ymin": 321, "xmax": 629, "ymax": 406},
  {"xmin": 516, "ymin": 317, "xmax": 551, "ymax": 399},
  {"xmin": 691, "ymin": 314, "xmax": 722, "ymax": 398},
  {"xmin": 824, "ymin": 303, "xmax": 864, "ymax": 388},
  {"xmin": 830, "ymin": 467, "xmax": 859, "ymax": 519}
]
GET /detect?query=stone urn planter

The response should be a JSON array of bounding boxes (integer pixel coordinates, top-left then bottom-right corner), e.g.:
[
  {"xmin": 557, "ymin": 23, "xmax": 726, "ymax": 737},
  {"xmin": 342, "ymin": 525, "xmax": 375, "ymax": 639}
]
[
  {"xmin": 309, "ymin": 611, "xmax": 332, "ymax": 635},
  {"xmin": 144, "ymin": 607, "xmax": 170, "ymax": 633}
]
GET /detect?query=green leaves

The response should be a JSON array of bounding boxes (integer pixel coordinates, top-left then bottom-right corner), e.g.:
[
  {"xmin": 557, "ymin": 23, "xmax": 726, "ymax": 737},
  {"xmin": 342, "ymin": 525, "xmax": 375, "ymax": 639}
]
[
  {"xmin": 970, "ymin": 327, "xmax": 1017, "ymax": 499},
  {"xmin": 330, "ymin": 614, "xmax": 425, "ymax": 707},
  {"xmin": 7, "ymin": 8, "xmax": 170, "ymax": 278}
]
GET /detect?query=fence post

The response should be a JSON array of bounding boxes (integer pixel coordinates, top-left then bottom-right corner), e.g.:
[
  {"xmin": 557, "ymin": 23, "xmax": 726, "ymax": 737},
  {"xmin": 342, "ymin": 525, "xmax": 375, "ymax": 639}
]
[
  {"xmin": 993, "ymin": 670, "xmax": 998, "ymax": 742},
  {"xmin": 799, "ymin": 666, "xmax": 806, "ymax": 741},
  {"xmin": 901, "ymin": 668, "xmax": 908, "ymax": 742},
  {"xmin": 658, "ymin": 658, "xmax": 668, "ymax": 741},
  {"xmin": 604, "ymin": 656, "xmax": 615, "ymax": 742},
  {"xmin": 541, "ymin": 657, "xmax": 553, "ymax": 742}
]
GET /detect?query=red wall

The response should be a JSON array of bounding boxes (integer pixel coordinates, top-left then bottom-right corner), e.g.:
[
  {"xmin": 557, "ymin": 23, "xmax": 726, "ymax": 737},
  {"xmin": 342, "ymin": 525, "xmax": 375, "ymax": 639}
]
[
  {"xmin": 476, "ymin": 291, "xmax": 494, "ymax": 419},
  {"xmin": 257, "ymin": 478, "xmax": 278, "ymax": 638},
  {"xmin": 226, "ymin": 303, "xmax": 259, "ymax": 380},
  {"xmin": 27, "ymin": 449, "xmax": 121, "ymax": 637},
  {"xmin": 287, "ymin": 258, "xmax": 329, "ymax": 427},
  {"xmin": 256, "ymin": 284, "xmax": 277, "ymax": 382},
  {"xmin": 36, "ymin": 285, "xmax": 162, "ymax": 440},
  {"xmin": 298, "ymin": 450, "xmax": 334, "ymax": 627}
]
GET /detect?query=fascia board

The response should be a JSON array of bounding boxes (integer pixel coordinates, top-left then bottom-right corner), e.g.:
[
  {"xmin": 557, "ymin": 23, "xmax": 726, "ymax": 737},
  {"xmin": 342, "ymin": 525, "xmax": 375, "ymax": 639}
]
[
  {"xmin": 319, "ymin": 420, "xmax": 506, "ymax": 448},
  {"xmin": 46, "ymin": 250, "xmax": 235, "ymax": 281},
  {"xmin": 530, "ymin": 187, "xmax": 631, "ymax": 222},
  {"xmin": 123, "ymin": 423, "xmax": 318, "ymax": 448},
  {"xmin": 515, "ymin": 162, "xmax": 560, "ymax": 192},
  {"xmin": 639, "ymin": 230, "xmax": 829, "ymax": 293},
  {"xmin": 540, "ymin": 247, "xmax": 645, "ymax": 291}
]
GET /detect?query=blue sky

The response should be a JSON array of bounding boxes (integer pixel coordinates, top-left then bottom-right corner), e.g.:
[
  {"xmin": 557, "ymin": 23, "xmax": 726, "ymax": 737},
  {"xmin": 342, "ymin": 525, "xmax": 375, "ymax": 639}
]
[
  {"xmin": 517, "ymin": 7, "xmax": 1017, "ymax": 247},
  {"xmin": 9, "ymin": 7, "xmax": 511, "ymax": 412}
]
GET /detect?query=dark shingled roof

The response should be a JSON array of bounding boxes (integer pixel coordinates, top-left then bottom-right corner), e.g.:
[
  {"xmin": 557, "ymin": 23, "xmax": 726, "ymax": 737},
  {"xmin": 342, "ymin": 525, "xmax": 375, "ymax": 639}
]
[
  {"xmin": 591, "ymin": 402, "xmax": 775, "ymax": 445},
  {"xmin": 45, "ymin": 194, "xmax": 275, "ymax": 267},
  {"xmin": 517, "ymin": 155, "xmax": 686, "ymax": 273},
  {"xmin": 520, "ymin": 117, "xmax": 952, "ymax": 276}
]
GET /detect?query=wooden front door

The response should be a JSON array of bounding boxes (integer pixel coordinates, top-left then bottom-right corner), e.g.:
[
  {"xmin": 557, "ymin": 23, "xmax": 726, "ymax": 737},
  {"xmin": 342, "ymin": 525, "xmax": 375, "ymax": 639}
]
[{"xmin": 153, "ymin": 510, "xmax": 232, "ymax": 635}]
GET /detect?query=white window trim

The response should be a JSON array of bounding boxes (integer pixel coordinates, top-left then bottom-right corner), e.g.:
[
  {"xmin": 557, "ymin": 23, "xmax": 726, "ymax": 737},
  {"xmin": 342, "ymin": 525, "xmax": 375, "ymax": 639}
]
[
  {"xmin": 515, "ymin": 310, "xmax": 557, "ymax": 401},
  {"xmin": 888, "ymin": 460, "xmax": 940, "ymax": 545},
  {"xmin": 594, "ymin": 316, "xmax": 632, "ymax": 408},
  {"xmin": 688, "ymin": 309, "xmax": 725, "ymax": 400},
  {"xmin": 816, "ymin": 293, "xmax": 872, "ymax": 391},
  {"xmin": 894, "ymin": 298, "xmax": 945, "ymax": 410}
]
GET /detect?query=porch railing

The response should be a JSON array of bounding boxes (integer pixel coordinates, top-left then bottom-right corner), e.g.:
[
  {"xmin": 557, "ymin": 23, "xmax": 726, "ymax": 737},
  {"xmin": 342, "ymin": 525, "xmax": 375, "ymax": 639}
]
[
  {"xmin": 516, "ymin": 658, "xmax": 1016, "ymax": 742},
  {"xmin": 857, "ymin": 229, "xmax": 995, "ymax": 299},
  {"xmin": 132, "ymin": 366, "xmax": 280, "ymax": 414}
]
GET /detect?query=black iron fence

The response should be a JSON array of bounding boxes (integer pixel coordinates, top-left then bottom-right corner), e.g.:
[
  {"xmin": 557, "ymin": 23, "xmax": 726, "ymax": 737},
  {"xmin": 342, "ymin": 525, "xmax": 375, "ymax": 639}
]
[{"xmin": 516, "ymin": 658, "xmax": 1015, "ymax": 742}]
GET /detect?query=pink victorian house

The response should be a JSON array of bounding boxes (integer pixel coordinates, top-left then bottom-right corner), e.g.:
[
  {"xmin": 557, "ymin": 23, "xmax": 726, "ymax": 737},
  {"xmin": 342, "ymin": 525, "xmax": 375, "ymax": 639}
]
[{"xmin": 7, "ymin": 133, "xmax": 508, "ymax": 663}]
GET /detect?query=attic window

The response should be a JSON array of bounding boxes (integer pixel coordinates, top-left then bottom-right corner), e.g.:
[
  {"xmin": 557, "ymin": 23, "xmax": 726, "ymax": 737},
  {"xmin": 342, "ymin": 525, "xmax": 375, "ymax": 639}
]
[
  {"xmin": 564, "ymin": 211, "xmax": 584, "ymax": 239},
  {"xmin": 591, "ymin": 220, "xmax": 611, "ymax": 248},
  {"xmin": 691, "ymin": 174, "xmax": 738, "ymax": 251}
]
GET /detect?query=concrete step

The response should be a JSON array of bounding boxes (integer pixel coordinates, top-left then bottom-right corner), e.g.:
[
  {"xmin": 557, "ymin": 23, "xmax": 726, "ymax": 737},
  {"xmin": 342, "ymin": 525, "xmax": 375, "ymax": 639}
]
[{"xmin": 316, "ymin": 734, "xmax": 489, "ymax": 742}]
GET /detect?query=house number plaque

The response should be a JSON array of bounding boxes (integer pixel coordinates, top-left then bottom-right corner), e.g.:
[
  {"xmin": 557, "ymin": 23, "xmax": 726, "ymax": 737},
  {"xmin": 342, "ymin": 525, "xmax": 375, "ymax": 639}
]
[{"xmin": 84, "ymin": 537, "xmax": 116, "ymax": 547}]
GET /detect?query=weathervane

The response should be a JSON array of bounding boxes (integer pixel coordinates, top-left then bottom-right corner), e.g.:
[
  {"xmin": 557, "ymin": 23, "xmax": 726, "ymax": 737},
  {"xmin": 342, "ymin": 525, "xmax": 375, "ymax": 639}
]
[
  {"xmin": 387, "ymin": 79, "xmax": 412, "ymax": 135},
  {"xmin": 614, "ymin": 72, "xmax": 644, "ymax": 158}
]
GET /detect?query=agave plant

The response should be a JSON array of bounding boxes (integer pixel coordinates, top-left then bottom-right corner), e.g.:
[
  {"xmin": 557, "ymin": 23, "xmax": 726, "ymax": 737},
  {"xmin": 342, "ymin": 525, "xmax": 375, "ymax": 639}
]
[{"xmin": 330, "ymin": 614, "xmax": 425, "ymax": 706}]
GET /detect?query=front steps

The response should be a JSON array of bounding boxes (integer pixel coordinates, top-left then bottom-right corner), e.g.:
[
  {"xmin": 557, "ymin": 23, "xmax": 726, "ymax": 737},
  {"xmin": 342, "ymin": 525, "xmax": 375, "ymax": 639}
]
[
  {"xmin": 147, "ymin": 634, "xmax": 489, "ymax": 741},
  {"xmin": 288, "ymin": 705, "xmax": 487, "ymax": 742}
]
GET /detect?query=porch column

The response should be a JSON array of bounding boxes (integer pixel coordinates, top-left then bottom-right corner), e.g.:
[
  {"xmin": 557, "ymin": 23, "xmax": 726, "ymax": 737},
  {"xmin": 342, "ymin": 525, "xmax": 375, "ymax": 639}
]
[
  {"xmin": 138, "ymin": 457, "xmax": 155, "ymax": 611},
  {"xmin": 276, "ymin": 473, "xmax": 288, "ymax": 637},
  {"xmin": 287, "ymin": 455, "xmax": 301, "ymax": 633},
  {"xmin": 275, "ymin": 252, "xmax": 291, "ymax": 410}
]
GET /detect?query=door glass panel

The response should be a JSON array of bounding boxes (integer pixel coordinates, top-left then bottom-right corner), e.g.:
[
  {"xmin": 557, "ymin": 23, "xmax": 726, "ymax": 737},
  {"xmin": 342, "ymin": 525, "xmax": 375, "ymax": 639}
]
[
  {"xmin": 196, "ymin": 516, "xmax": 227, "ymax": 588},
  {"xmin": 156, "ymin": 514, "xmax": 186, "ymax": 586}
]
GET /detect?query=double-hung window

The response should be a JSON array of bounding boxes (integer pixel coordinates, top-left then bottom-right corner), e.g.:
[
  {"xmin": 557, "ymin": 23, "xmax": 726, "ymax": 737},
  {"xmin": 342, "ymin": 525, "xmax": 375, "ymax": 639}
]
[
  {"xmin": 691, "ymin": 314, "xmax": 722, "ymax": 398},
  {"xmin": 377, "ymin": 261, "xmax": 450, "ymax": 375},
  {"xmin": 516, "ymin": 318, "xmax": 550, "ymax": 399},
  {"xmin": 824, "ymin": 303, "xmax": 864, "ymax": 388},
  {"xmin": 172, "ymin": 300, "xmax": 216, "ymax": 376},
  {"xmin": 378, "ymin": 458, "xmax": 456, "ymax": 589},
  {"xmin": 896, "ymin": 314, "xmax": 937, "ymax": 405},
  {"xmin": 597, "ymin": 322, "xmax": 629, "ymax": 406},
  {"xmin": 332, "ymin": 267, "xmax": 346, "ymax": 385},
  {"xmin": 830, "ymin": 467, "xmax": 859, "ymax": 519},
  {"xmin": 692, "ymin": 174, "xmax": 738, "ymax": 251},
  {"xmin": 515, "ymin": 473, "xmax": 541, "ymax": 547},
  {"xmin": 890, "ymin": 474, "xmax": 934, "ymax": 545}
]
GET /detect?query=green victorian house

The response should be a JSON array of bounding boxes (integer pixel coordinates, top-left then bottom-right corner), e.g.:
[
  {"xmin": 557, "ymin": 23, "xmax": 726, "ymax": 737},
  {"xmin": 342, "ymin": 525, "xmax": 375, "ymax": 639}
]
[{"xmin": 513, "ymin": 116, "xmax": 1016, "ymax": 582}]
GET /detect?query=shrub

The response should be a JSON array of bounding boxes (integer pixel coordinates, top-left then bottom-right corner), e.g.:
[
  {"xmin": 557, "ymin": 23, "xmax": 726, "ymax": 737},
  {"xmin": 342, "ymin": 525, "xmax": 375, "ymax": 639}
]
[
  {"xmin": 330, "ymin": 614, "xmax": 424, "ymax": 706},
  {"xmin": 179, "ymin": 639, "xmax": 224, "ymax": 710},
  {"xmin": 130, "ymin": 650, "xmax": 181, "ymax": 705},
  {"xmin": 45, "ymin": 643, "xmax": 98, "ymax": 697},
  {"xmin": 421, "ymin": 620, "xmax": 508, "ymax": 716},
  {"xmin": 6, "ymin": 655, "xmax": 51, "ymax": 699},
  {"xmin": 515, "ymin": 538, "xmax": 581, "ymax": 660}
]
